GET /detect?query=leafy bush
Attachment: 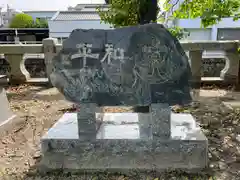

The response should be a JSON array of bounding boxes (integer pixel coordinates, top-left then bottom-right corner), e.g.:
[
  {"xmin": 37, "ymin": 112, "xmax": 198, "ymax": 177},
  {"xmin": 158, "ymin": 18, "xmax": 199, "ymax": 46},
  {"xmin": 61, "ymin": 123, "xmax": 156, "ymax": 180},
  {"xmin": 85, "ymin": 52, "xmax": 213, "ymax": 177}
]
[
  {"xmin": 9, "ymin": 13, "xmax": 35, "ymax": 28},
  {"xmin": 9, "ymin": 13, "xmax": 48, "ymax": 28}
]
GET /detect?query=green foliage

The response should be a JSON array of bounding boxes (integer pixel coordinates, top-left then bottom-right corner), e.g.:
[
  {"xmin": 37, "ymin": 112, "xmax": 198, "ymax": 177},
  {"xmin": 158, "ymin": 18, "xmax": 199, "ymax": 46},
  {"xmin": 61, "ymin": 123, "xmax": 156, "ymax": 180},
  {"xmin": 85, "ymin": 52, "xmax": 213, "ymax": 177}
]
[
  {"xmin": 34, "ymin": 19, "xmax": 49, "ymax": 28},
  {"xmin": 168, "ymin": 27, "xmax": 190, "ymax": 40},
  {"xmin": 97, "ymin": 0, "xmax": 139, "ymax": 28},
  {"xmin": 167, "ymin": 0, "xmax": 240, "ymax": 28},
  {"xmin": 9, "ymin": 13, "xmax": 48, "ymax": 28},
  {"xmin": 9, "ymin": 13, "xmax": 34, "ymax": 28},
  {"xmin": 97, "ymin": 0, "xmax": 240, "ymax": 39}
]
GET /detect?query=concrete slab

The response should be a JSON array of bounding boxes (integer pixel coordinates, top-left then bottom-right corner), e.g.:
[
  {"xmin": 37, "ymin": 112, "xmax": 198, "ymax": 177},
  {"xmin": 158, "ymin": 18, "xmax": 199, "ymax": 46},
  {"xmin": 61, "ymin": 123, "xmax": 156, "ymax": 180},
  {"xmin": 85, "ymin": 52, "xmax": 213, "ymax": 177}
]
[
  {"xmin": 26, "ymin": 78, "xmax": 49, "ymax": 85},
  {"xmin": 0, "ymin": 86, "xmax": 17, "ymax": 137},
  {"xmin": 222, "ymin": 101, "xmax": 240, "ymax": 110},
  {"xmin": 40, "ymin": 112, "xmax": 208, "ymax": 173},
  {"xmin": 0, "ymin": 87, "xmax": 15, "ymax": 125}
]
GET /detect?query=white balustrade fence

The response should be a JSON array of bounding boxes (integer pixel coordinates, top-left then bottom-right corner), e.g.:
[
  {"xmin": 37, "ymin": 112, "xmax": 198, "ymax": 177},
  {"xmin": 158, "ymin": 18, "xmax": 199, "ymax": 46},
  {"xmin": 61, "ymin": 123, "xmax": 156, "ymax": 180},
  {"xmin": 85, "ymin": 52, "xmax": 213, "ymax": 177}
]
[{"xmin": 0, "ymin": 38, "xmax": 239, "ymax": 86}]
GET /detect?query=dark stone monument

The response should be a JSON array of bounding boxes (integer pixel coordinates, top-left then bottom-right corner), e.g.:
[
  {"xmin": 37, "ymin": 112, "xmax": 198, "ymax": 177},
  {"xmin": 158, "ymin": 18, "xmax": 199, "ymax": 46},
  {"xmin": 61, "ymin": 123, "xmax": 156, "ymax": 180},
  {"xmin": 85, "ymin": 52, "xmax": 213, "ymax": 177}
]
[{"xmin": 40, "ymin": 23, "xmax": 208, "ymax": 173}]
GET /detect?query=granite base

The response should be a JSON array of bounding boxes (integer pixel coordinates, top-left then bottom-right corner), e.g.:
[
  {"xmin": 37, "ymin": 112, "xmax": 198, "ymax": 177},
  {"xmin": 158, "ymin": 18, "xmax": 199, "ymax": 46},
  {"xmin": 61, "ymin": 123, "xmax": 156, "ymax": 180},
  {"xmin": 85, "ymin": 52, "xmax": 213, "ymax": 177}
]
[
  {"xmin": 39, "ymin": 112, "xmax": 208, "ymax": 173},
  {"xmin": 0, "ymin": 87, "xmax": 15, "ymax": 124}
]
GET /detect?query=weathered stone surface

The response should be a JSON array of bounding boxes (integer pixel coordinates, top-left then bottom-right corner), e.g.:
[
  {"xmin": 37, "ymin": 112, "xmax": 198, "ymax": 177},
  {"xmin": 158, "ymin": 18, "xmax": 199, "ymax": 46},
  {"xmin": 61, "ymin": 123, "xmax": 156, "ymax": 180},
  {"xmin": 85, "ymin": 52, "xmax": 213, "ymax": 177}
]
[
  {"xmin": 40, "ymin": 112, "xmax": 208, "ymax": 172},
  {"xmin": 150, "ymin": 103, "xmax": 171, "ymax": 139},
  {"xmin": 40, "ymin": 24, "xmax": 208, "ymax": 173},
  {"xmin": 50, "ymin": 23, "xmax": 192, "ymax": 106},
  {"xmin": 0, "ymin": 85, "xmax": 15, "ymax": 126},
  {"xmin": 0, "ymin": 76, "xmax": 18, "ymax": 137}
]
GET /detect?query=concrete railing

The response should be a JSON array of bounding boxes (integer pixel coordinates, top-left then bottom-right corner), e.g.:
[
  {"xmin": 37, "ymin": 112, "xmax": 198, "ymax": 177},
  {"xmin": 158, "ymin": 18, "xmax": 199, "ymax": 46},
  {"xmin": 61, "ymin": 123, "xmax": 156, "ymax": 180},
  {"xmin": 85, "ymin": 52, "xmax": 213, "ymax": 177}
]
[
  {"xmin": 0, "ymin": 38, "xmax": 239, "ymax": 86},
  {"xmin": 181, "ymin": 40, "xmax": 240, "ymax": 86},
  {"xmin": 0, "ymin": 41, "xmax": 43, "ymax": 44}
]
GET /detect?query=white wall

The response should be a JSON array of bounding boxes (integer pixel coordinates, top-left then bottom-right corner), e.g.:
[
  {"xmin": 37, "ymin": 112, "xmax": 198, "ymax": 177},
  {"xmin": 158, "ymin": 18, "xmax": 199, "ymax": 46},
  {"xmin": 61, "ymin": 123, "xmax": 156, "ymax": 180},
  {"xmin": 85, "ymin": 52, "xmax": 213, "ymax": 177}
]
[
  {"xmin": 174, "ymin": 18, "xmax": 240, "ymax": 40},
  {"xmin": 48, "ymin": 16, "xmax": 240, "ymax": 40},
  {"xmin": 182, "ymin": 28, "xmax": 212, "ymax": 40},
  {"xmin": 48, "ymin": 20, "xmax": 112, "ymax": 38},
  {"xmin": 0, "ymin": 13, "xmax": 3, "ymax": 27},
  {"xmin": 176, "ymin": 18, "xmax": 240, "ymax": 28}
]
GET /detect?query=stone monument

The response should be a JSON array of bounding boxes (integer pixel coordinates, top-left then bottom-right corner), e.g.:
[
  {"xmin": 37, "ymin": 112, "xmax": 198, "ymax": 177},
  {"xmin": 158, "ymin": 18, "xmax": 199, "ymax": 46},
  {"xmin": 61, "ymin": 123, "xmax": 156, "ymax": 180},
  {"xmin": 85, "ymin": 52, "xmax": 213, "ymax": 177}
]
[
  {"xmin": 0, "ymin": 87, "xmax": 14, "ymax": 124},
  {"xmin": 40, "ymin": 23, "xmax": 208, "ymax": 172},
  {"xmin": 0, "ymin": 75, "xmax": 16, "ymax": 137}
]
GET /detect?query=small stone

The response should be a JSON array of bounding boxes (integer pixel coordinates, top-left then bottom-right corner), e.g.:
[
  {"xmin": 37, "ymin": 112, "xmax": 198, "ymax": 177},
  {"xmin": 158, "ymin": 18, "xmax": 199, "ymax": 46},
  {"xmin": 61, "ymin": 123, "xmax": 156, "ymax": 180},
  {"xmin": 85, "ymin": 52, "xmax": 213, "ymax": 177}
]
[
  {"xmin": 209, "ymin": 164, "xmax": 215, "ymax": 168},
  {"xmin": 7, "ymin": 153, "xmax": 16, "ymax": 158},
  {"xmin": 45, "ymin": 105, "xmax": 51, "ymax": 109},
  {"xmin": 236, "ymin": 135, "xmax": 240, "ymax": 142},
  {"xmin": 1, "ymin": 139, "xmax": 7, "ymax": 144},
  {"xmin": 33, "ymin": 151, "xmax": 41, "ymax": 159},
  {"xmin": 0, "ymin": 87, "xmax": 15, "ymax": 131},
  {"xmin": 218, "ymin": 161, "xmax": 227, "ymax": 170}
]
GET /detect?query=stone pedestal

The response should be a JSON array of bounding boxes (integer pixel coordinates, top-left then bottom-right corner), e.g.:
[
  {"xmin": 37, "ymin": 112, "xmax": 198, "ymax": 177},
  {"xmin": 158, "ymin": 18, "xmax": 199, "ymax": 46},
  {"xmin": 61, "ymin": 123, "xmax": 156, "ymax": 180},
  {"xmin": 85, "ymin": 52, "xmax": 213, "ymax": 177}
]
[
  {"xmin": 41, "ymin": 23, "xmax": 208, "ymax": 174},
  {"xmin": 5, "ymin": 54, "xmax": 30, "ymax": 84},
  {"xmin": 0, "ymin": 86, "xmax": 17, "ymax": 137},
  {"xmin": 0, "ymin": 87, "xmax": 15, "ymax": 125},
  {"xmin": 40, "ymin": 108, "xmax": 208, "ymax": 173}
]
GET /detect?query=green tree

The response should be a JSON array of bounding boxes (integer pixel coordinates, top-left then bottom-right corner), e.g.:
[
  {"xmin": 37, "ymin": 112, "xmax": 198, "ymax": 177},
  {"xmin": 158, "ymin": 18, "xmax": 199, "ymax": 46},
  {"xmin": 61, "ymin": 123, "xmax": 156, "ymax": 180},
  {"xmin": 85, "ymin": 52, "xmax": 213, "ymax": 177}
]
[
  {"xmin": 9, "ymin": 13, "xmax": 35, "ymax": 28},
  {"xmin": 98, "ymin": 1, "xmax": 139, "ymax": 27},
  {"xmin": 34, "ymin": 19, "xmax": 49, "ymax": 28},
  {"xmin": 39, "ymin": 19, "xmax": 49, "ymax": 28},
  {"xmin": 98, "ymin": 0, "xmax": 240, "ymax": 39},
  {"xmin": 172, "ymin": 0, "xmax": 240, "ymax": 28}
]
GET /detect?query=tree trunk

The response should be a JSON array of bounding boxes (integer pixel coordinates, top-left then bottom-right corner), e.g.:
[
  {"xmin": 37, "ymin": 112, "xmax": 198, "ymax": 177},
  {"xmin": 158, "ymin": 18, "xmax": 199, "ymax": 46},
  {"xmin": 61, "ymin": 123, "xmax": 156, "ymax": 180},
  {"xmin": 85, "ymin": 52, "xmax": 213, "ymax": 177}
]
[
  {"xmin": 105, "ymin": 0, "xmax": 159, "ymax": 24},
  {"xmin": 138, "ymin": 0, "xmax": 159, "ymax": 24}
]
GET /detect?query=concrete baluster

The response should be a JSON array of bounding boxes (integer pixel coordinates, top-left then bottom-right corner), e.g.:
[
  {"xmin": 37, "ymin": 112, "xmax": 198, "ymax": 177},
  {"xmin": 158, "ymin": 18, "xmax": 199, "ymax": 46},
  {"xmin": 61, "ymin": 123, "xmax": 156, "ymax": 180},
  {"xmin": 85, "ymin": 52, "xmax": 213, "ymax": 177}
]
[
  {"xmin": 5, "ymin": 54, "xmax": 30, "ymax": 84},
  {"xmin": 220, "ymin": 49, "xmax": 239, "ymax": 85},
  {"xmin": 188, "ymin": 50, "xmax": 203, "ymax": 88},
  {"xmin": 43, "ymin": 38, "xmax": 58, "ymax": 85}
]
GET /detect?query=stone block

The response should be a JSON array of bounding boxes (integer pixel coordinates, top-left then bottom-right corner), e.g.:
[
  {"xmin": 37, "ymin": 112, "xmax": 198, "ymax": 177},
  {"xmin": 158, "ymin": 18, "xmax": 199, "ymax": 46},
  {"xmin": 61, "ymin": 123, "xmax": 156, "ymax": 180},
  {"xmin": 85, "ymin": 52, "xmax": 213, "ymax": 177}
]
[
  {"xmin": 50, "ymin": 23, "xmax": 192, "ymax": 107},
  {"xmin": 40, "ymin": 112, "xmax": 208, "ymax": 173},
  {"xmin": 0, "ymin": 86, "xmax": 17, "ymax": 137},
  {"xmin": 150, "ymin": 103, "xmax": 171, "ymax": 139},
  {"xmin": 0, "ymin": 87, "xmax": 15, "ymax": 125}
]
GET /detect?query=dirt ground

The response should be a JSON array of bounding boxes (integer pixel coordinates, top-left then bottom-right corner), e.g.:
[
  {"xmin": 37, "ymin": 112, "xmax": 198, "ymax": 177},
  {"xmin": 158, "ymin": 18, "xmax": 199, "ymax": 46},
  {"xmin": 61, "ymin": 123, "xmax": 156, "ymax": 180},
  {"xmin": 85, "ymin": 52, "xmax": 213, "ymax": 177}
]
[{"xmin": 0, "ymin": 84, "xmax": 240, "ymax": 180}]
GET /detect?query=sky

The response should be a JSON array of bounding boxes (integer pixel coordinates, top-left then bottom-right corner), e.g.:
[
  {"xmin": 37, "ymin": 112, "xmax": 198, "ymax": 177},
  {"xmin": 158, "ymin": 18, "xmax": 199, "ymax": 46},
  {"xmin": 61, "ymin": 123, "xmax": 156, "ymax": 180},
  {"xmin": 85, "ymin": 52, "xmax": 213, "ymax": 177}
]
[{"xmin": 0, "ymin": 0, "xmax": 105, "ymax": 11}]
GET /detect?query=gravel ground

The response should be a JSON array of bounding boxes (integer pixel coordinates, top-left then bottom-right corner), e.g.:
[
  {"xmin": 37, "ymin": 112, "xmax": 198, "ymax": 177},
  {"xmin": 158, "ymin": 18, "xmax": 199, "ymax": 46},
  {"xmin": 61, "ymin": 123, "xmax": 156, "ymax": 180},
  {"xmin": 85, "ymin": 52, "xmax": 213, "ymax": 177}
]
[{"xmin": 0, "ymin": 85, "xmax": 240, "ymax": 180}]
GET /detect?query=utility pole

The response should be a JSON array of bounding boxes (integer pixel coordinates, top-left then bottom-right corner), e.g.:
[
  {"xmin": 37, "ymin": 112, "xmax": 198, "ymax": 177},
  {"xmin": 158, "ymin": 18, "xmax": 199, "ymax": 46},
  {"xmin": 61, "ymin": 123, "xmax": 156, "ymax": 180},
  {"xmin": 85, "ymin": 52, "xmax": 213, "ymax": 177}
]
[
  {"xmin": 0, "ymin": 6, "xmax": 2, "ymax": 27},
  {"xmin": 7, "ymin": 4, "xmax": 10, "ymax": 26}
]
